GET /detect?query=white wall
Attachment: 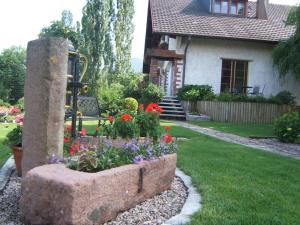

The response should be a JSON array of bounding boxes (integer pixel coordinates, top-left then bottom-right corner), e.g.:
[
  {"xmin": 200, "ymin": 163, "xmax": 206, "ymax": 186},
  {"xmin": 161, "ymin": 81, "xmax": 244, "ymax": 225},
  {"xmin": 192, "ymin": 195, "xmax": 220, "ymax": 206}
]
[{"xmin": 184, "ymin": 38, "xmax": 300, "ymax": 105}]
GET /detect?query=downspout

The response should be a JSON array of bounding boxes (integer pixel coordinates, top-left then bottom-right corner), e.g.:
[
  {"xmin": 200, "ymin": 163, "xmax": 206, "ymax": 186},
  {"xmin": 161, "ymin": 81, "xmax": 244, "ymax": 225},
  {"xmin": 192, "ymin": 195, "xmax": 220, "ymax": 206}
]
[{"xmin": 182, "ymin": 36, "xmax": 192, "ymax": 87}]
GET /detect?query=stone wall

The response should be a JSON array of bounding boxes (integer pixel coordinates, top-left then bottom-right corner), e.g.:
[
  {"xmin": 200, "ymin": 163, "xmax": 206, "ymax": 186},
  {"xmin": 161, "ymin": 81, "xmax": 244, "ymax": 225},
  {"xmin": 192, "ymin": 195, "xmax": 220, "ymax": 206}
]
[{"xmin": 20, "ymin": 154, "xmax": 177, "ymax": 225}]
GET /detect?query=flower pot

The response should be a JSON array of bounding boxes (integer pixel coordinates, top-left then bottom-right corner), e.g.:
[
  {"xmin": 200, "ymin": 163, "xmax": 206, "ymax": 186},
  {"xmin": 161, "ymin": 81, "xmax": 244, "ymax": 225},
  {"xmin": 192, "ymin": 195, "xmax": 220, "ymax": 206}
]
[{"xmin": 12, "ymin": 146, "xmax": 23, "ymax": 177}]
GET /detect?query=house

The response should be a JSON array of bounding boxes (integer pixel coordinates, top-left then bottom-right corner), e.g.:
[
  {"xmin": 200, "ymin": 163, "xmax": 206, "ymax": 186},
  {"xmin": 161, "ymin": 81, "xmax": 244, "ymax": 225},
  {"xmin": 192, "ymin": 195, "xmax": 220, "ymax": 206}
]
[{"xmin": 143, "ymin": 0, "xmax": 300, "ymax": 104}]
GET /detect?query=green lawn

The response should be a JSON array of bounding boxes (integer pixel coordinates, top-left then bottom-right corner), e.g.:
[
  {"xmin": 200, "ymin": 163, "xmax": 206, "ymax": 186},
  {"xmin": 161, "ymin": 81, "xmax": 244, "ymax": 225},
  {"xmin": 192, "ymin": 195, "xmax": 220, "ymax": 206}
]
[
  {"xmin": 190, "ymin": 121, "xmax": 274, "ymax": 137},
  {"xmin": 164, "ymin": 121, "xmax": 300, "ymax": 225},
  {"xmin": 0, "ymin": 124, "xmax": 16, "ymax": 167}
]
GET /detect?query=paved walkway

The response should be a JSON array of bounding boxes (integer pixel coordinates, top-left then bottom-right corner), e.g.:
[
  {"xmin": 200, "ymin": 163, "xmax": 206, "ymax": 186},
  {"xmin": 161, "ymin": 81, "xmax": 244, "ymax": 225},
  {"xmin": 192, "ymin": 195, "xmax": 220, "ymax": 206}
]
[{"xmin": 174, "ymin": 121, "xmax": 300, "ymax": 160}]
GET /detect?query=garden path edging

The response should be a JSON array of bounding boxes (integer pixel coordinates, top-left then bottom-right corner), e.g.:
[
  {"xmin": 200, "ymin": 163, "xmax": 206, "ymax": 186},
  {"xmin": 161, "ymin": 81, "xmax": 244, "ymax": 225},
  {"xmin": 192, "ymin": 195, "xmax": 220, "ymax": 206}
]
[
  {"xmin": 162, "ymin": 168, "xmax": 202, "ymax": 225},
  {"xmin": 0, "ymin": 156, "xmax": 15, "ymax": 192}
]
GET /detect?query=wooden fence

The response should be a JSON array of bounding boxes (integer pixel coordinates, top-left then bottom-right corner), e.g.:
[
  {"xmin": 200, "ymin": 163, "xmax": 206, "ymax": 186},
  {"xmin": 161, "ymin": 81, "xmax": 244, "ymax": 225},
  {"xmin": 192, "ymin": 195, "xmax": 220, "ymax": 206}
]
[{"xmin": 182, "ymin": 101, "xmax": 292, "ymax": 123}]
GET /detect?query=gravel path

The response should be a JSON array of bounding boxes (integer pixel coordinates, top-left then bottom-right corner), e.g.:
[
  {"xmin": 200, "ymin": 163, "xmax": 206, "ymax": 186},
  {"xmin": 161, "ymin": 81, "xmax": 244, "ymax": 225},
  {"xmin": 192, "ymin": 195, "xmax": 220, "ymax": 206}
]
[
  {"xmin": 174, "ymin": 121, "xmax": 300, "ymax": 160},
  {"xmin": 0, "ymin": 173, "xmax": 187, "ymax": 225}
]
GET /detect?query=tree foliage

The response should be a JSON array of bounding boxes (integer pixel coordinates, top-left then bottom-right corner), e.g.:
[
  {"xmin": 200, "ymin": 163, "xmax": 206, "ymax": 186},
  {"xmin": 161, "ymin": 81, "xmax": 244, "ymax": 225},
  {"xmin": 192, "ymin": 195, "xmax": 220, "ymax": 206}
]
[
  {"xmin": 39, "ymin": 10, "xmax": 82, "ymax": 50},
  {"xmin": 114, "ymin": 0, "xmax": 135, "ymax": 74},
  {"xmin": 0, "ymin": 47, "xmax": 26, "ymax": 104},
  {"xmin": 273, "ymin": 5, "xmax": 300, "ymax": 81}
]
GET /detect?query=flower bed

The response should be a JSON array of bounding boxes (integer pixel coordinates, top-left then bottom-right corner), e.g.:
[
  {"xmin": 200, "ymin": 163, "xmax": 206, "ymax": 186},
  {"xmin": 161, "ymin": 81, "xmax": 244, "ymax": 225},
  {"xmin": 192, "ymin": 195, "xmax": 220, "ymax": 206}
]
[{"xmin": 21, "ymin": 101, "xmax": 179, "ymax": 224}]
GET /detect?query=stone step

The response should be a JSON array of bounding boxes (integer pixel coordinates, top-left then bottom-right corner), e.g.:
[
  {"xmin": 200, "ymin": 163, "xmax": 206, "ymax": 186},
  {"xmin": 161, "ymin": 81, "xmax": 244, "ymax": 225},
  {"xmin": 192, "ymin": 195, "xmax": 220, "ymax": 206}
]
[
  {"xmin": 161, "ymin": 105, "xmax": 184, "ymax": 110},
  {"xmin": 162, "ymin": 110, "xmax": 186, "ymax": 114},
  {"xmin": 160, "ymin": 114, "xmax": 186, "ymax": 118},
  {"xmin": 159, "ymin": 102, "xmax": 182, "ymax": 106}
]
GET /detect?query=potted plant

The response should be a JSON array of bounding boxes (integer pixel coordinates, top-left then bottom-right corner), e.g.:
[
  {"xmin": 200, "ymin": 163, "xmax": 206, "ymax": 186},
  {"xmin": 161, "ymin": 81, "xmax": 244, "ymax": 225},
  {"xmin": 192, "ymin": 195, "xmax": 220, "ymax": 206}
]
[{"xmin": 5, "ymin": 125, "xmax": 23, "ymax": 176}]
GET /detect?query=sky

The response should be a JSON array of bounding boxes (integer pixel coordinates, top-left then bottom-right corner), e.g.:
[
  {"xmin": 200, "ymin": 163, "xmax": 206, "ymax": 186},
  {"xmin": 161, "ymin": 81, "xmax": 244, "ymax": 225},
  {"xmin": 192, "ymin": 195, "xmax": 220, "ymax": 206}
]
[{"xmin": 0, "ymin": 0, "xmax": 299, "ymax": 59}]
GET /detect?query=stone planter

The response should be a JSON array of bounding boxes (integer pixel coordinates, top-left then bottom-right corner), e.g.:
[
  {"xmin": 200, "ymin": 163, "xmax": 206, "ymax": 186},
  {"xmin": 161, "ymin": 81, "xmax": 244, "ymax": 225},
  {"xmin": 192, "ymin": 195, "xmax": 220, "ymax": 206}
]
[
  {"xmin": 20, "ymin": 154, "xmax": 177, "ymax": 225},
  {"xmin": 12, "ymin": 146, "xmax": 22, "ymax": 177}
]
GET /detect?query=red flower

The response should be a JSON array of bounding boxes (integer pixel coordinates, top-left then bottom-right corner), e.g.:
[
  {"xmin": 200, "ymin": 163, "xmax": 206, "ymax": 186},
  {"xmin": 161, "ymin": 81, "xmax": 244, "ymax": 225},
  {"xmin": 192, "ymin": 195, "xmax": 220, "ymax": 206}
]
[
  {"xmin": 10, "ymin": 107, "xmax": 21, "ymax": 114},
  {"xmin": 164, "ymin": 126, "xmax": 171, "ymax": 131},
  {"xmin": 139, "ymin": 104, "xmax": 144, "ymax": 111},
  {"xmin": 164, "ymin": 134, "xmax": 173, "ymax": 144},
  {"xmin": 65, "ymin": 124, "xmax": 72, "ymax": 133},
  {"xmin": 64, "ymin": 137, "xmax": 71, "ymax": 143},
  {"xmin": 108, "ymin": 115, "xmax": 114, "ymax": 124},
  {"xmin": 146, "ymin": 103, "xmax": 164, "ymax": 114},
  {"xmin": 121, "ymin": 114, "xmax": 132, "ymax": 122},
  {"xmin": 70, "ymin": 148, "xmax": 75, "ymax": 156},
  {"xmin": 81, "ymin": 128, "xmax": 86, "ymax": 136}
]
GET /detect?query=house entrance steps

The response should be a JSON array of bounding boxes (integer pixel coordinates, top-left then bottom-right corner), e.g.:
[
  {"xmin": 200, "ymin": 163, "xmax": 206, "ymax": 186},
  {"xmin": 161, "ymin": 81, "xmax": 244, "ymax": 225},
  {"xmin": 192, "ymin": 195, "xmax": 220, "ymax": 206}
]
[{"xmin": 159, "ymin": 96, "xmax": 186, "ymax": 120}]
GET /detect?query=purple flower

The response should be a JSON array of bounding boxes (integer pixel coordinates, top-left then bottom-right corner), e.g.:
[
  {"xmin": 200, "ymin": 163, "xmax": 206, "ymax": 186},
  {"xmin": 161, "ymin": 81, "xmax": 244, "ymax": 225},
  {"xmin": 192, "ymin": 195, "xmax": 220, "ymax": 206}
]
[
  {"xmin": 128, "ymin": 143, "xmax": 139, "ymax": 153},
  {"xmin": 133, "ymin": 155, "xmax": 143, "ymax": 164},
  {"xmin": 146, "ymin": 147, "xmax": 153, "ymax": 158}
]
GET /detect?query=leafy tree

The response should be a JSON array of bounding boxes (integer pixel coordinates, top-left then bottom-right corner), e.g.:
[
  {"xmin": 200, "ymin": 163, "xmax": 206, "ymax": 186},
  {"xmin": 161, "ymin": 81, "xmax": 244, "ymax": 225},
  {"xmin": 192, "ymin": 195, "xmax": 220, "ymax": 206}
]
[
  {"xmin": 114, "ymin": 0, "xmax": 135, "ymax": 74},
  {"xmin": 81, "ymin": 0, "xmax": 113, "ymax": 94},
  {"xmin": 39, "ymin": 10, "xmax": 82, "ymax": 50},
  {"xmin": 0, "ymin": 47, "xmax": 26, "ymax": 104},
  {"xmin": 273, "ymin": 5, "xmax": 300, "ymax": 81}
]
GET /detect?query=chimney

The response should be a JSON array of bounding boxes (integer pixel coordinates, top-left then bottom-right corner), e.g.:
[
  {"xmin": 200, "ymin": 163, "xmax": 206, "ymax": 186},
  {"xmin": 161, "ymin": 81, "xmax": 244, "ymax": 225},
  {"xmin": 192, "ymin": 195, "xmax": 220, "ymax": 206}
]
[{"xmin": 257, "ymin": 0, "xmax": 268, "ymax": 20}]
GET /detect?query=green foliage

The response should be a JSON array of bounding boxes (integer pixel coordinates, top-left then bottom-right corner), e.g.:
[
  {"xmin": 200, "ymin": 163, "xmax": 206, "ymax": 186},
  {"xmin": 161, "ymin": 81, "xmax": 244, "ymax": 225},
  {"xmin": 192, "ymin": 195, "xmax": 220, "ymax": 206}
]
[
  {"xmin": 39, "ymin": 10, "xmax": 82, "ymax": 50},
  {"xmin": 123, "ymin": 97, "xmax": 138, "ymax": 113},
  {"xmin": 270, "ymin": 91, "xmax": 296, "ymax": 105},
  {"xmin": 274, "ymin": 112, "xmax": 300, "ymax": 143},
  {"xmin": 272, "ymin": 5, "xmax": 300, "ymax": 81},
  {"xmin": 4, "ymin": 125, "xmax": 22, "ymax": 147},
  {"xmin": 0, "ymin": 99, "xmax": 11, "ymax": 108},
  {"xmin": 177, "ymin": 85, "xmax": 215, "ymax": 102},
  {"xmin": 114, "ymin": 0, "xmax": 135, "ymax": 73},
  {"xmin": 16, "ymin": 97, "xmax": 25, "ymax": 112},
  {"xmin": 0, "ymin": 46, "xmax": 26, "ymax": 104},
  {"xmin": 141, "ymin": 83, "xmax": 165, "ymax": 105},
  {"xmin": 136, "ymin": 109, "xmax": 162, "ymax": 140},
  {"xmin": 113, "ymin": 112, "xmax": 138, "ymax": 139}
]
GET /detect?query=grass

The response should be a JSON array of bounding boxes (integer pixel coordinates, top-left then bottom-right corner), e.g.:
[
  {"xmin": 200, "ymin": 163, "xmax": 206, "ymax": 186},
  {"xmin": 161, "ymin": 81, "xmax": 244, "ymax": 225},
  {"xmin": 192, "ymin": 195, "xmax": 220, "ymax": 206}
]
[
  {"xmin": 0, "ymin": 123, "xmax": 16, "ymax": 167},
  {"xmin": 190, "ymin": 121, "xmax": 274, "ymax": 137},
  {"xmin": 164, "ymin": 121, "xmax": 300, "ymax": 225}
]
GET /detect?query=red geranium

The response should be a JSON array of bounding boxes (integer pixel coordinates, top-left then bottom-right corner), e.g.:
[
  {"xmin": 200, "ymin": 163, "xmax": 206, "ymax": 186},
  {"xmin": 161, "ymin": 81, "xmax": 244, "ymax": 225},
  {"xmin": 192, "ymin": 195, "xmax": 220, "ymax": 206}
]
[
  {"xmin": 69, "ymin": 139, "xmax": 81, "ymax": 155},
  {"xmin": 121, "ymin": 114, "xmax": 132, "ymax": 122},
  {"xmin": 146, "ymin": 103, "xmax": 164, "ymax": 114},
  {"xmin": 64, "ymin": 137, "xmax": 71, "ymax": 143},
  {"xmin": 10, "ymin": 107, "xmax": 21, "ymax": 115},
  {"xmin": 164, "ymin": 134, "xmax": 173, "ymax": 144},
  {"xmin": 81, "ymin": 128, "xmax": 86, "ymax": 136},
  {"xmin": 70, "ymin": 148, "xmax": 75, "ymax": 156},
  {"xmin": 108, "ymin": 115, "xmax": 114, "ymax": 124},
  {"xmin": 164, "ymin": 126, "xmax": 171, "ymax": 131}
]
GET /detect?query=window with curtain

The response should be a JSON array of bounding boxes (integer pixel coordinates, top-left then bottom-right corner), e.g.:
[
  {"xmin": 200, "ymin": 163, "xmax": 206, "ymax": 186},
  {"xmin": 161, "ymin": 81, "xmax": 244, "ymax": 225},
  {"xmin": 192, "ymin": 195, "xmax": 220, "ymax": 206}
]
[
  {"xmin": 221, "ymin": 59, "xmax": 248, "ymax": 93},
  {"xmin": 213, "ymin": 0, "xmax": 247, "ymax": 16}
]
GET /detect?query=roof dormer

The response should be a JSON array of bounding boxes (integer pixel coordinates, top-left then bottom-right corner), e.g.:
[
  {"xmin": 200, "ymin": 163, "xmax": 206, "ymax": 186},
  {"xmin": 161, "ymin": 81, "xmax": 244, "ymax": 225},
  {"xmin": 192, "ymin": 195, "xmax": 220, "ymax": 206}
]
[{"xmin": 211, "ymin": 0, "xmax": 249, "ymax": 17}]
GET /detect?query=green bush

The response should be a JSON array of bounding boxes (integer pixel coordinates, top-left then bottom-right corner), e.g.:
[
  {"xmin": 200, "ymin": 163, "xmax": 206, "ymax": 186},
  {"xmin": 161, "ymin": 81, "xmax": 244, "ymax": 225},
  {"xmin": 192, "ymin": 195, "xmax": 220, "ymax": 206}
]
[
  {"xmin": 274, "ymin": 112, "xmax": 300, "ymax": 143},
  {"xmin": 270, "ymin": 91, "xmax": 296, "ymax": 105},
  {"xmin": 177, "ymin": 85, "xmax": 215, "ymax": 102},
  {"xmin": 5, "ymin": 125, "xmax": 23, "ymax": 147},
  {"xmin": 216, "ymin": 93, "xmax": 269, "ymax": 103},
  {"xmin": 17, "ymin": 97, "xmax": 25, "ymax": 111},
  {"xmin": 0, "ymin": 99, "xmax": 11, "ymax": 107},
  {"xmin": 141, "ymin": 83, "xmax": 165, "ymax": 105},
  {"xmin": 123, "ymin": 97, "xmax": 138, "ymax": 113}
]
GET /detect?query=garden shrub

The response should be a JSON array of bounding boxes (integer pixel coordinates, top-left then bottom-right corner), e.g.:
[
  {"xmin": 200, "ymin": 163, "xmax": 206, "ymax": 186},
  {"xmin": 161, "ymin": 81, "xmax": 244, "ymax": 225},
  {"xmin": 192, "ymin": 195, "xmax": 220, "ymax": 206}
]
[
  {"xmin": 216, "ymin": 93, "xmax": 270, "ymax": 103},
  {"xmin": 0, "ymin": 99, "xmax": 11, "ymax": 108},
  {"xmin": 141, "ymin": 83, "xmax": 165, "ymax": 105},
  {"xmin": 123, "ymin": 97, "xmax": 138, "ymax": 113},
  {"xmin": 270, "ymin": 91, "xmax": 296, "ymax": 105},
  {"xmin": 17, "ymin": 97, "xmax": 25, "ymax": 111},
  {"xmin": 177, "ymin": 85, "xmax": 215, "ymax": 102},
  {"xmin": 274, "ymin": 112, "xmax": 300, "ymax": 143},
  {"xmin": 113, "ymin": 113, "xmax": 138, "ymax": 139}
]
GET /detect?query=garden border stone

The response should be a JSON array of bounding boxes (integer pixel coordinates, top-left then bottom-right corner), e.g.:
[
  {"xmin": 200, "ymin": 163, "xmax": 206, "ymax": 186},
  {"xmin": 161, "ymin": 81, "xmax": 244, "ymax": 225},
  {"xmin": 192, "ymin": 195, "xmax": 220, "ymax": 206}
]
[
  {"xmin": 0, "ymin": 156, "xmax": 15, "ymax": 192},
  {"xmin": 162, "ymin": 168, "xmax": 202, "ymax": 225},
  {"xmin": 20, "ymin": 154, "xmax": 177, "ymax": 225}
]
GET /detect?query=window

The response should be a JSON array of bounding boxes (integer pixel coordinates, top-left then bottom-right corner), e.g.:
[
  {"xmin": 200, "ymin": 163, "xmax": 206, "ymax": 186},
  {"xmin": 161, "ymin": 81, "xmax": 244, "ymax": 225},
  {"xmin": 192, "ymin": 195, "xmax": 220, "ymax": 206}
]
[
  {"xmin": 221, "ymin": 59, "xmax": 248, "ymax": 93},
  {"xmin": 214, "ymin": 0, "xmax": 247, "ymax": 16}
]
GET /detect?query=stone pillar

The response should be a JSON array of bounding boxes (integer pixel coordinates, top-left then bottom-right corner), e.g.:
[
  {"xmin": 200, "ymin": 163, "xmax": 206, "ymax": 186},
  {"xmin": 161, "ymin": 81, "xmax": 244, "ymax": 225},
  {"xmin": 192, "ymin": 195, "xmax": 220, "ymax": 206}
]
[
  {"xmin": 22, "ymin": 38, "xmax": 68, "ymax": 176},
  {"xmin": 149, "ymin": 58, "xmax": 159, "ymax": 85}
]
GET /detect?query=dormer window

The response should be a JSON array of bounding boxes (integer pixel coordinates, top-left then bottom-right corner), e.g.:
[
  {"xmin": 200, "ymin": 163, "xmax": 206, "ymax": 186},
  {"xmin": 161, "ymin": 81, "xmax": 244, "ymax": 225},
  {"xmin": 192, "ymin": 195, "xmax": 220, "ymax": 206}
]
[{"xmin": 213, "ymin": 0, "xmax": 247, "ymax": 16}]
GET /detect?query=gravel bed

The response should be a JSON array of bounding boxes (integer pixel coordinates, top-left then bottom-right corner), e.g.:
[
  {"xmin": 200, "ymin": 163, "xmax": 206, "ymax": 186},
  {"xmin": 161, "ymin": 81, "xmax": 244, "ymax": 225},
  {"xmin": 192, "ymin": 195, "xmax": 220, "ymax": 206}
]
[{"xmin": 0, "ymin": 174, "xmax": 187, "ymax": 225}]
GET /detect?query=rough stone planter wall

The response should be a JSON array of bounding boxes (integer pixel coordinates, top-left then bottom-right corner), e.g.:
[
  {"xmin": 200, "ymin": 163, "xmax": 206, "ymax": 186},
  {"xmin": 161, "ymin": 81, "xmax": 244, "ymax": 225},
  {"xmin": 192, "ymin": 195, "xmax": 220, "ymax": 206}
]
[{"xmin": 20, "ymin": 154, "xmax": 177, "ymax": 225}]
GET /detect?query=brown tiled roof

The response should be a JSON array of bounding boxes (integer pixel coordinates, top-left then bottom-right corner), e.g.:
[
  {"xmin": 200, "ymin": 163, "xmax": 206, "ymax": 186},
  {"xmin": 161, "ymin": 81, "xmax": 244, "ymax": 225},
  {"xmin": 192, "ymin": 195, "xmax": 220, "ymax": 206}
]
[{"xmin": 150, "ymin": 0, "xmax": 295, "ymax": 42}]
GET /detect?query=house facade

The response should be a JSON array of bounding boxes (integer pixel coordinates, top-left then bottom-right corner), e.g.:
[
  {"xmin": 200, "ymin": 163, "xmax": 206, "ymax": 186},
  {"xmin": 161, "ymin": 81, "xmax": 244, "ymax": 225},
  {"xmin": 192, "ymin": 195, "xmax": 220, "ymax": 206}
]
[{"xmin": 143, "ymin": 0, "xmax": 300, "ymax": 104}]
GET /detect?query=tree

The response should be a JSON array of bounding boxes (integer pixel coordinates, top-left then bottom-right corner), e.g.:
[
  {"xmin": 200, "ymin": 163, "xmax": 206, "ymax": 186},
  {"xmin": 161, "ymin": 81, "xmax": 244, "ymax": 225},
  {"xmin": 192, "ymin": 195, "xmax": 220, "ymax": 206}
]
[
  {"xmin": 81, "ymin": 0, "xmax": 113, "ymax": 94},
  {"xmin": 273, "ymin": 5, "xmax": 300, "ymax": 81},
  {"xmin": 39, "ymin": 10, "xmax": 82, "ymax": 50},
  {"xmin": 114, "ymin": 0, "xmax": 135, "ymax": 74},
  {"xmin": 0, "ymin": 47, "xmax": 26, "ymax": 104}
]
